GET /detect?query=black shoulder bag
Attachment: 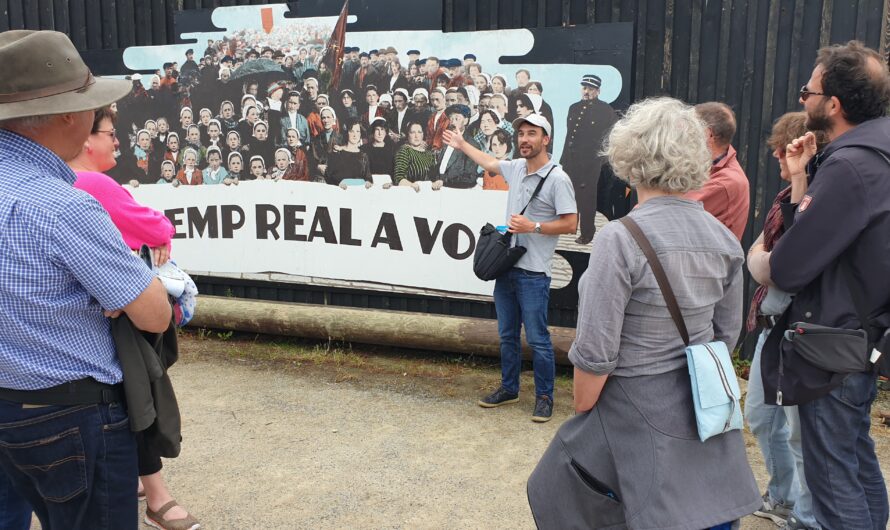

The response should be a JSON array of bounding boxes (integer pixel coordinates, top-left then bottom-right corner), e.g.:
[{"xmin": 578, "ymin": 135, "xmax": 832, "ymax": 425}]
[{"xmin": 473, "ymin": 166, "xmax": 554, "ymax": 281}]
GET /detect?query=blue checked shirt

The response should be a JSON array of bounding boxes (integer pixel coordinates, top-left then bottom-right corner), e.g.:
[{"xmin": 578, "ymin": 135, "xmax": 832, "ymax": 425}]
[{"xmin": 0, "ymin": 129, "xmax": 156, "ymax": 390}]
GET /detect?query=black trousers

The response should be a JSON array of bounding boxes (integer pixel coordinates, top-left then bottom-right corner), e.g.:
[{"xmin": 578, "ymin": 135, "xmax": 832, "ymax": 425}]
[{"xmin": 137, "ymin": 431, "xmax": 163, "ymax": 476}]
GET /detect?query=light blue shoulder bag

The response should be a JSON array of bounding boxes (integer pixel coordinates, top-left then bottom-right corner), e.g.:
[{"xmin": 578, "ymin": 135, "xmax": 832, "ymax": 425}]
[{"xmin": 620, "ymin": 217, "xmax": 743, "ymax": 442}]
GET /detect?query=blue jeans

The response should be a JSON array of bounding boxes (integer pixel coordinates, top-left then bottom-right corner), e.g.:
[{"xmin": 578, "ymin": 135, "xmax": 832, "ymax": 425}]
[
  {"xmin": 0, "ymin": 469, "xmax": 31, "ymax": 530},
  {"xmin": 799, "ymin": 371, "xmax": 888, "ymax": 529},
  {"xmin": 0, "ymin": 400, "xmax": 138, "ymax": 530},
  {"xmin": 494, "ymin": 268, "xmax": 554, "ymax": 399},
  {"xmin": 746, "ymin": 330, "xmax": 818, "ymax": 528}
]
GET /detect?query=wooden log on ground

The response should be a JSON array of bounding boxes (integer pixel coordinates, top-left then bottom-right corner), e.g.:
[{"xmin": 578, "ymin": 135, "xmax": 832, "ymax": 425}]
[{"xmin": 189, "ymin": 296, "xmax": 577, "ymax": 365}]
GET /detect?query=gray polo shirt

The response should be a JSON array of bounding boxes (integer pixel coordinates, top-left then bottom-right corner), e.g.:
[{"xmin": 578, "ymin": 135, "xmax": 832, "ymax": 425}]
[{"xmin": 499, "ymin": 157, "xmax": 577, "ymax": 276}]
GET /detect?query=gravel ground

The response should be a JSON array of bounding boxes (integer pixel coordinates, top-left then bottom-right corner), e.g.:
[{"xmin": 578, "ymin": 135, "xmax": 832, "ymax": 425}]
[
  {"xmin": 130, "ymin": 337, "xmax": 890, "ymax": 530},
  {"xmin": 29, "ymin": 334, "xmax": 890, "ymax": 529}
]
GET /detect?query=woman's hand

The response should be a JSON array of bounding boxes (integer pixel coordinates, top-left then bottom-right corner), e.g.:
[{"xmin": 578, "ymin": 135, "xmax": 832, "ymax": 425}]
[
  {"xmin": 382, "ymin": 182, "xmax": 392, "ymax": 189},
  {"xmin": 318, "ymin": 164, "xmax": 327, "ymax": 175},
  {"xmin": 151, "ymin": 243, "xmax": 171, "ymax": 267},
  {"xmin": 339, "ymin": 182, "xmax": 348, "ymax": 190},
  {"xmin": 129, "ymin": 179, "xmax": 140, "ymax": 188},
  {"xmin": 431, "ymin": 180, "xmax": 443, "ymax": 191},
  {"xmin": 364, "ymin": 181, "xmax": 373, "ymax": 189}
]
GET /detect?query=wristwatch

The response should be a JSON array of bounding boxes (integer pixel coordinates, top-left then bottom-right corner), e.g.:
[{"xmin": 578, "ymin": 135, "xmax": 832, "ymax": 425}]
[{"xmin": 534, "ymin": 222, "xmax": 542, "ymax": 234}]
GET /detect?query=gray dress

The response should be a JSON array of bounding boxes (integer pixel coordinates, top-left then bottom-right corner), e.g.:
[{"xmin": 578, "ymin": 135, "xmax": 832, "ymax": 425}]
[{"xmin": 528, "ymin": 197, "xmax": 761, "ymax": 529}]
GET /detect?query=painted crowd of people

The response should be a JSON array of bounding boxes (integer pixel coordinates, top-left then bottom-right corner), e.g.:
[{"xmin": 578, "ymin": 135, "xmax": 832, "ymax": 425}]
[{"xmin": 110, "ymin": 38, "xmax": 576, "ymax": 194}]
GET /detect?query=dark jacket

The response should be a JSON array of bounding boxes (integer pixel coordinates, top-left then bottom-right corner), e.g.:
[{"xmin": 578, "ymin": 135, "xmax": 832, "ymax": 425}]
[
  {"xmin": 112, "ymin": 314, "xmax": 182, "ymax": 458},
  {"xmin": 770, "ymin": 117, "xmax": 890, "ymax": 334},
  {"xmin": 428, "ymin": 139, "xmax": 481, "ymax": 189}
]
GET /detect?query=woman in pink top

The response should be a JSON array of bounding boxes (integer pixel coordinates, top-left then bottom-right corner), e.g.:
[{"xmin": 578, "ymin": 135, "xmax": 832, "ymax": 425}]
[{"xmin": 67, "ymin": 106, "xmax": 200, "ymax": 530}]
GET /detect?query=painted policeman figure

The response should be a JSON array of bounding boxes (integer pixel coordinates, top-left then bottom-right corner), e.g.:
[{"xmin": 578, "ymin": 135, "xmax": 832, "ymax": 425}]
[{"xmin": 559, "ymin": 74, "xmax": 618, "ymax": 245}]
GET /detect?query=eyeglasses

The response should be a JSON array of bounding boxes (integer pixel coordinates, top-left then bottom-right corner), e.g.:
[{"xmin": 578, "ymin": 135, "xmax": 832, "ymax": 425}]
[
  {"xmin": 799, "ymin": 85, "xmax": 828, "ymax": 102},
  {"xmin": 94, "ymin": 129, "xmax": 116, "ymax": 139}
]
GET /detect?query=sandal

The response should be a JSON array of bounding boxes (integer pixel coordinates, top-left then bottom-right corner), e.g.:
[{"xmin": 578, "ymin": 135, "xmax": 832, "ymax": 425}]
[{"xmin": 145, "ymin": 500, "xmax": 201, "ymax": 530}]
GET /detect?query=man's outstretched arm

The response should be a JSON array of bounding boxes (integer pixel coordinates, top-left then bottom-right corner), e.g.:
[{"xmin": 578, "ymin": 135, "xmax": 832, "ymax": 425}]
[{"xmin": 442, "ymin": 129, "xmax": 500, "ymax": 175}]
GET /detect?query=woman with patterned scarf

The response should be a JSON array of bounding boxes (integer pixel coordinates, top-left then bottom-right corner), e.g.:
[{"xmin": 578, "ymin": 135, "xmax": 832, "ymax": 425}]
[{"xmin": 745, "ymin": 112, "xmax": 827, "ymax": 530}]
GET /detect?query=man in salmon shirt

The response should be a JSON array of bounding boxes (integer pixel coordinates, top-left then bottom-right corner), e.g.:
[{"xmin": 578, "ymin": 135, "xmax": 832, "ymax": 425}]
[{"xmin": 685, "ymin": 102, "xmax": 750, "ymax": 240}]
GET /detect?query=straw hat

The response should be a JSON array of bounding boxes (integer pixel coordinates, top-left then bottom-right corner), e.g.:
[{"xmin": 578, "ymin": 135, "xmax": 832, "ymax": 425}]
[{"xmin": 0, "ymin": 30, "xmax": 131, "ymax": 121}]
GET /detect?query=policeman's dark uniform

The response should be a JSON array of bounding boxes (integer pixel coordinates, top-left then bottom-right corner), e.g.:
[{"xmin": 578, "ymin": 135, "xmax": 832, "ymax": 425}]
[{"xmin": 559, "ymin": 74, "xmax": 617, "ymax": 244}]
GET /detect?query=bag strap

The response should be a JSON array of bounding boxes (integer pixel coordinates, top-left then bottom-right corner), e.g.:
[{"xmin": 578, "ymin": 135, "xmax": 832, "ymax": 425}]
[
  {"xmin": 519, "ymin": 166, "xmax": 556, "ymax": 216},
  {"xmin": 619, "ymin": 217, "xmax": 690, "ymax": 346}
]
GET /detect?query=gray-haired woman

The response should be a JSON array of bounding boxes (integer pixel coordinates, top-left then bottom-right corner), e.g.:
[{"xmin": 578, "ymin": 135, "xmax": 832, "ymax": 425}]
[{"xmin": 528, "ymin": 97, "xmax": 761, "ymax": 529}]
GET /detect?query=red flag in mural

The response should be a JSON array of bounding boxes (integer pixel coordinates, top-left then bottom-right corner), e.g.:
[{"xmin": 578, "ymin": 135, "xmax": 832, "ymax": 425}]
[{"xmin": 322, "ymin": 0, "xmax": 349, "ymax": 91}]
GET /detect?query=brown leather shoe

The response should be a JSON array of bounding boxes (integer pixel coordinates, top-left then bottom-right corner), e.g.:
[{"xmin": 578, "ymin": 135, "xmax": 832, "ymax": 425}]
[{"xmin": 145, "ymin": 500, "xmax": 201, "ymax": 530}]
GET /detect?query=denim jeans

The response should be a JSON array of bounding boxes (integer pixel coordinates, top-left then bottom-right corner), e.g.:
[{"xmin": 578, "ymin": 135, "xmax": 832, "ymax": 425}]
[
  {"xmin": 799, "ymin": 371, "xmax": 889, "ymax": 529},
  {"xmin": 0, "ymin": 400, "xmax": 138, "ymax": 530},
  {"xmin": 0, "ymin": 468, "xmax": 31, "ymax": 530},
  {"xmin": 746, "ymin": 330, "xmax": 818, "ymax": 528},
  {"xmin": 494, "ymin": 268, "xmax": 554, "ymax": 399}
]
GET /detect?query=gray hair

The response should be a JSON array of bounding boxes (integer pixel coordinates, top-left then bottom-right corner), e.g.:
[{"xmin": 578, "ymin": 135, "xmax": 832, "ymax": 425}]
[
  {"xmin": 602, "ymin": 97, "xmax": 710, "ymax": 194},
  {"xmin": 695, "ymin": 102, "xmax": 736, "ymax": 147},
  {"xmin": 0, "ymin": 115, "xmax": 58, "ymax": 136}
]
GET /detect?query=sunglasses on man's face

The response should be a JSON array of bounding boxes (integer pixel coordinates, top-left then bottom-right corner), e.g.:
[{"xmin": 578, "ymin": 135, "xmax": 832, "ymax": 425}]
[{"xmin": 799, "ymin": 85, "xmax": 828, "ymax": 102}]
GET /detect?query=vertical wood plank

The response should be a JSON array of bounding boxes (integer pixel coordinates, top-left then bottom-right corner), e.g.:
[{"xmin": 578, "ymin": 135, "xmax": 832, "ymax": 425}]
[
  {"xmin": 52, "ymin": 0, "xmax": 69, "ymax": 35},
  {"xmin": 489, "ymin": 0, "xmax": 498, "ymax": 29},
  {"xmin": 68, "ymin": 0, "xmax": 86, "ymax": 48},
  {"xmin": 881, "ymin": 0, "xmax": 890, "ymax": 61},
  {"xmin": 752, "ymin": 0, "xmax": 781, "ymax": 235},
  {"xmin": 697, "ymin": 0, "xmax": 722, "ymax": 101},
  {"xmin": 715, "ymin": 0, "xmax": 733, "ymax": 100},
  {"xmin": 854, "ymin": 0, "xmax": 869, "ymax": 41},
  {"xmin": 101, "ymin": 0, "xmax": 118, "ymax": 49},
  {"xmin": 84, "ymin": 0, "xmax": 102, "ymax": 49},
  {"xmin": 37, "ymin": 0, "xmax": 53, "ymax": 29},
  {"xmin": 787, "ymin": 0, "xmax": 806, "ymax": 110},
  {"xmin": 687, "ymin": 0, "xmax": 702, "ymax": 102},
  {"xmin": 662, "ymin": 0, "xmax": 675, "ymax": 94},
  {"xmin": 116, "ymin": 0, "xmax": 134, "ymax": 48},
  {"xmin": 468, "ymin": 0, "xmax": 477, "ymax": 30},
  {"xmin": 735, "ymin": 0, "xmax": 759, "ymax": 170},
  {"xmin": 444, "ymin": 0, "xmax": 453, "ymax": 31},
  {"xmin": 633, "ymin": 0, "xmax": 647, "ymax": 101},
  {"xmin": 0, "ymin": 0, "xmax": 8, "ymax": 32},
  {"xmin": 820, "ymin": 0, "xmax": 833, "ymax": 47},
  {"xmin": 134, "ymin": 0, "xmax": 150, "ymax": 45},
  {"xmin": 23, "ymin": 0, "xmax": 38, "ymax": 28},
  {"xmin": 586, "ymin": 0, "xmax": 595, "ymax": 25},
  {"xmin": 537, "ymin": 0, "xmax": 546, "ymax": 27},
  {"xmin": 611, "ymin": 1, "xmax": 620, "ymax": 22},
  {"xmin": 8, "ymin": 0, "xmax": 23, "ymax": 29}
]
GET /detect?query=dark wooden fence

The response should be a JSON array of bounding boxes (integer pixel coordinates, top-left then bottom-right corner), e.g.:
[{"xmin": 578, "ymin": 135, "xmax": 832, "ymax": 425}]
[{"xmin": 3, "ymin": 0, "xmax": 889, "ymax": 351}]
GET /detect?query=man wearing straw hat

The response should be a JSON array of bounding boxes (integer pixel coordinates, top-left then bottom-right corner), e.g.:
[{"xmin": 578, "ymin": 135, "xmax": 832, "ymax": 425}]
[{"xmin": 0, "ymin": 30, "xmax": 171, "ymax": 529}]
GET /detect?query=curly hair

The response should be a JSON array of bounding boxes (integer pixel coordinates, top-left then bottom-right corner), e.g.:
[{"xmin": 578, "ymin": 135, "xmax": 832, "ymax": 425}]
[
  {"xmin": 602, "ymin": 97, "xmax": 711, "ymax": 194},
  {"xmin": 767, "ymin": 112, "xmax": 829, "ymax": 152},
  {"xmin": 816, "ymin": 41, "xmax": 890, "ymax": 124}
]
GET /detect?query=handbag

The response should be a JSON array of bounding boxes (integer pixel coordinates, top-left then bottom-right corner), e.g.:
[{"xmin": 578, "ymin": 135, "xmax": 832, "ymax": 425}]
[
  {"xmin": 472, "ymin": 167, "xmax": 553, "ymax": 281},
  {"xmin": 619, "ymin": 217, "xmax": 743, "ymax": 442},
  {"xmin": 762, "ymin": 259, "xmax": 887, "ymax": 406}
]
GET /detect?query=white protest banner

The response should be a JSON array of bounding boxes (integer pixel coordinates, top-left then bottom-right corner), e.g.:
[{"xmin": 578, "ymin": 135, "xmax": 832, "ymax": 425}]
[{"xmin": 131, "ymin": 181, "xmax": 509, "ymax": 296}]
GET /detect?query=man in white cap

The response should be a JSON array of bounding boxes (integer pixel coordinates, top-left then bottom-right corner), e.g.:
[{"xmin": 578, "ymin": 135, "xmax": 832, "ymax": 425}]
[
  {"xmin": 559, "ymin": 73, "xmax": 618, "ymax": 245},
  {"xmin": 0, "ymin": 30, "xmax": 171, "ymax": 529},
  {"xmin": 443, "ymin": 114, "xmax": 577, "ymax": 422}
]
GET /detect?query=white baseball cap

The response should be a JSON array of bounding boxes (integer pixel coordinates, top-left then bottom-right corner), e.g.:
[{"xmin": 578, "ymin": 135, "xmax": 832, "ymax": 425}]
[{"xmin": 512, "ymin": 113, "xmax": 552, "ymax": 137}]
